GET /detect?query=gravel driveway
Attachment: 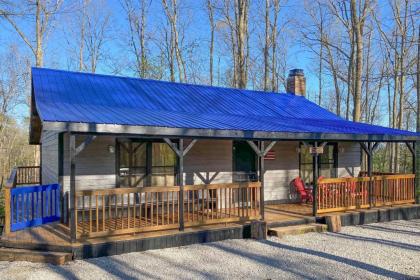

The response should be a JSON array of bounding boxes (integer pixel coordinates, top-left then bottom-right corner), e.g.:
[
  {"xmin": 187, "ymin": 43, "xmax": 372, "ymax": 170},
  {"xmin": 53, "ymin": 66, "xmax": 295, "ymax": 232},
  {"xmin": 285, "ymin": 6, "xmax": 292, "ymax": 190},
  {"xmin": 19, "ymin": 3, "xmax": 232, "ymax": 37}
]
[{"xmin": 0, "ymin": 219, "xmax": 419, "ymax": 280}]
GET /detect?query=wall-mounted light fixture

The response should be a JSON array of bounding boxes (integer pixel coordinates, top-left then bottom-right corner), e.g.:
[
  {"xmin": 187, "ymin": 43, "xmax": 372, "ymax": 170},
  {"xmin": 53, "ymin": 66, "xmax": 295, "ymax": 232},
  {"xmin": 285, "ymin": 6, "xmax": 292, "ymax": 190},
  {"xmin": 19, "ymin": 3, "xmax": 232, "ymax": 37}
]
[
  {"xmin": 339, "ymin": 146, "xmax": 345, "ymax": 153},
  {"xmin": 108, "ymin": 145, "xmax": 115, "ymax": 154}
]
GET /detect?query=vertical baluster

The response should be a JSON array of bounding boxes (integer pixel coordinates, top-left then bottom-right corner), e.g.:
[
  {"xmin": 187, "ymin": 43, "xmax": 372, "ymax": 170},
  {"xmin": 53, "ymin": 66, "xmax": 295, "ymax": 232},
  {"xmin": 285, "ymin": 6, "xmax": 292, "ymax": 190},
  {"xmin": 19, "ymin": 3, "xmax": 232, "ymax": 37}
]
[
  {"xmin": 172, "ymin": 191, "xmax": 175, "ymax": 224},
  {"xmin": 161, "ymin": 192, "xmax": 165, "ymax": 226},
  {"xmin": 114, "ymin": 194, "xmax": 118, "ymax": 230},
  {"xmin": 133, "ymin": 192, "xmax": 137, "ymax": 228},
  {"xmin": 96, "ymin": 195, "xmax": 99, "ymax": 232},
  {"xmin": 145, "ymin": 192, "xmax": 148, "ymax": 226},
  {"xmin": 128, "ymin": 193, "xmax": 131, "ymax": 228},
  {"xmin": 229, "ymin": 188, "xmax": 232, "ymax": 217},
  {"xmin": 102, "ymin": 195, "xmax": 105, "ymax": 232},
  {"xmin": 139, "ymin": 192, "xmax": 143, "ymax": 227},
  {"xmin": 167, "ymin": 192, "xmax": 169, "ymax": 225},
  {"xmin": 89, "ymin": 195, "xmax": 92, "ymax": 233}
]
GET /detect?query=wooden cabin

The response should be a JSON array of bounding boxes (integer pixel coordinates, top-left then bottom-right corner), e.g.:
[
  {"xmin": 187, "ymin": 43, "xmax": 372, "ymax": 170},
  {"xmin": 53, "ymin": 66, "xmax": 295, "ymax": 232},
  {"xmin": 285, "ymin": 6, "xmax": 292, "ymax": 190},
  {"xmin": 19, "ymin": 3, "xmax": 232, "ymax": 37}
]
[{"xmin": 2, "ymin": 67, "xmax": 419, "ymax": 260}]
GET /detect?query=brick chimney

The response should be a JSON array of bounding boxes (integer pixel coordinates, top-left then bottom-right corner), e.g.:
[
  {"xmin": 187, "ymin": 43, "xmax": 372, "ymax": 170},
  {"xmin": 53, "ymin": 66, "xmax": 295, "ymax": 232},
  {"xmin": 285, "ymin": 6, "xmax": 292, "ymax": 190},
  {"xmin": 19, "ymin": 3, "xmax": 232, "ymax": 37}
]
[{"xmin": 286, "ymin": 69, "xmax": 306, "ymax": 97}]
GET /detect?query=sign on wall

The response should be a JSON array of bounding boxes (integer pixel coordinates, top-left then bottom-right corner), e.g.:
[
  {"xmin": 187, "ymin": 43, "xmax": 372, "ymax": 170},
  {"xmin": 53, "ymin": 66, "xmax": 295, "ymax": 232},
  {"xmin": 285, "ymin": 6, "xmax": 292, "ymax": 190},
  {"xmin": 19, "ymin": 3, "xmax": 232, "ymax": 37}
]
[{"xmin": 309, "ymin": 146, "xmax": 324, "ymax": 155}]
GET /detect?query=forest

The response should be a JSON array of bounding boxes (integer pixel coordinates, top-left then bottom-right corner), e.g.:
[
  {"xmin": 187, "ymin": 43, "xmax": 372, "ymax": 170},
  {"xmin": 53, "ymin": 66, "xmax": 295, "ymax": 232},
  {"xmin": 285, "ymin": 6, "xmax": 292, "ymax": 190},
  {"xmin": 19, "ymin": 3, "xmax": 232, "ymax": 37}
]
[{"xmin": 0, "ymin": 0, "xmax": 419, "ymax": 189}]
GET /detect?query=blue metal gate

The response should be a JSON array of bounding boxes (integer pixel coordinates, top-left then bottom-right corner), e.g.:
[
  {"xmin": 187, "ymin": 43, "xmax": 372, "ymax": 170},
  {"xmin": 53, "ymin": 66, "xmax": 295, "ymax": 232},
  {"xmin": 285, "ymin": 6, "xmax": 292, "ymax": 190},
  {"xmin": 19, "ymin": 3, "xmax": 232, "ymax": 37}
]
[{"xmin": 10, "ymin": 184, "xmax": 61, "ymax": 232}]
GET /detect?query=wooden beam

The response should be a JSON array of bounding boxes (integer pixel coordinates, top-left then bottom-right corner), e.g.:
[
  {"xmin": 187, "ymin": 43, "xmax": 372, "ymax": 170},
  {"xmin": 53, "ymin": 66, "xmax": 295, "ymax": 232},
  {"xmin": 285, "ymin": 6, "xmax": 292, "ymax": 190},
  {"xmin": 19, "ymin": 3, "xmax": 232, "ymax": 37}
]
[
  {"xmin": 178, "ymin": 139, "xmax": 184, "ymax": 231},
  {"xmin": 360, "ymin": 142, "xmax": 370, "ymax": 155},
  {"xmin": 372, "ymin": 142, "xmax": 380, "ymax": 152},
  {"xmin": 75, "ymin": 135, "xmax": 97, "ymax": 156},
  {"xmin": 367, "ymin": 142, "xmax": 373, "ymax": 207},
  {"xmin": 44, "ymin": 121, "xmax": 420, "ymax": 142},
  {"xmin": 183, "ymin": 139, "xmax": 197, "ymax": 156},
  {"xmin": 246, "ymin": 140, "xmax": 262, "ymax": 156},
  {"xmin": 415, "ymin": 141, "xmax": 420, "ymax": 203},
  {"xmin": 69, "ymin": 134, "xmax": 77, "ymax": 242},
  {"xmin": 312, "ymin": 142, "xmax": 319, "ymax": 216},
  {"xmin": 406, "ymin": 142, "xmax": 415, "ymax": 156},
  {"xmin": 262, "ymin": 141, "xmax": 277, "ymax": 156},
  {"xmin": 163, "ymin": 138, "xmax": 181, "ymax": 157},
  {"xmin": 259, "ymin": 141, "xmax": 265, "ymax": 219}
]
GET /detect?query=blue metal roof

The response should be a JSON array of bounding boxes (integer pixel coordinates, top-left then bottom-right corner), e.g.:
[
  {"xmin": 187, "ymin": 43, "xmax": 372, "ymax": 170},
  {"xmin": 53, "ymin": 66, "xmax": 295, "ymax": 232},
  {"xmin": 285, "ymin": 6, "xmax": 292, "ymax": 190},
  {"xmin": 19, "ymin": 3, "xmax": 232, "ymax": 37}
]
[{"xmin": 31, "ymin": 67, "xmax": 418, "ymax": 138}]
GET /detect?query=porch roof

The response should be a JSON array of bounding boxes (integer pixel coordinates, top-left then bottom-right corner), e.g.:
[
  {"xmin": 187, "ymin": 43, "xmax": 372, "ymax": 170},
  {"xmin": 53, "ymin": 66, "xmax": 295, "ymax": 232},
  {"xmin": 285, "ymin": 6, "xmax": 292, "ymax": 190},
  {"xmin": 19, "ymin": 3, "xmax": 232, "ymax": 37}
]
[{"xmin": 30, "ymin": 67, "xmax": 419, "ymax": 143}]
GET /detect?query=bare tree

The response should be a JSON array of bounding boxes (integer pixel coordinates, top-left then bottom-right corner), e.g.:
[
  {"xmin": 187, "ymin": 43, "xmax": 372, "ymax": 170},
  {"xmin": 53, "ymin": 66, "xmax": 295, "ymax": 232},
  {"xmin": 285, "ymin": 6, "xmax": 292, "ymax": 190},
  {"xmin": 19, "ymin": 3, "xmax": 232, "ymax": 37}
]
[
  {"xmin": 207, "ymin": 0, "xmax": 215, "ymax": 85},
  {"xmin": 233, "ymin": 0, "xmax": 249, "ymax": 89},
  {"xmin": 0, "ymin": 0, "xmax": 63, "ymax": 67},
  {"xmin": 162, "ymin": 0, "xmax": 186, "ymax": 82},
  {"xmin": 121, "ymin": 0, "xmax": 150, "ymax": 78}
]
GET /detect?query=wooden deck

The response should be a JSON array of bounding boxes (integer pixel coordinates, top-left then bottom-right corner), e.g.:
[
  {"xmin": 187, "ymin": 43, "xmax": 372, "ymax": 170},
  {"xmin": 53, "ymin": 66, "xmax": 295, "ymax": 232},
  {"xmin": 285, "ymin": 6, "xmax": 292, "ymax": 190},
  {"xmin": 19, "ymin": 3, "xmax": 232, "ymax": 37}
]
[
  {"xmin": 1, "ymin": 202, "xmax": 418, "ymax": 260},
  {"xmin": 0, "ymin": 203, "xmax": 310, "ymax": 248}
]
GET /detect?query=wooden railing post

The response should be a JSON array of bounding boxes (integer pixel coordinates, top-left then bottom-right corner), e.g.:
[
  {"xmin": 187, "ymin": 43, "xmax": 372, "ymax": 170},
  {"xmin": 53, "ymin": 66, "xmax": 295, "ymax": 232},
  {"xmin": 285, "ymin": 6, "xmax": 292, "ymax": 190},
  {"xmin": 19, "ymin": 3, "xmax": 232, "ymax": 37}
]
[
  {"xmin": 178, "ymin": 139, "xmax": 185, "ymax": 231},
  {"xmin": 69, "ymin": 134, "xmax": 77, "ymax": 242},
  {"xmin": 312, "ymin": 142, "xmax": 319, "ymax": 216},
  {"xmin": 3, "ymin": 187, "xmax": 11, "ymax": 235},
  {"xmin": 4, "ymin": 168, "xmax": 17, "ymax": 235},
  {"xmin": 415, "ymin": 141, "xmax": 420, "ymax": 203}
]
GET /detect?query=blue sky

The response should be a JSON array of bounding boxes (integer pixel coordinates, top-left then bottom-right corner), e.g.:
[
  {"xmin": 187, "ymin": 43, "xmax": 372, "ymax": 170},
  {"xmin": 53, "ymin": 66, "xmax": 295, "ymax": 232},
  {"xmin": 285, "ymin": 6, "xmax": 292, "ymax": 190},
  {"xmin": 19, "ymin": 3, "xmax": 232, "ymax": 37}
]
[{"xmin": 0, "ymin": 0, "xmax": 407, "ymax": 127}]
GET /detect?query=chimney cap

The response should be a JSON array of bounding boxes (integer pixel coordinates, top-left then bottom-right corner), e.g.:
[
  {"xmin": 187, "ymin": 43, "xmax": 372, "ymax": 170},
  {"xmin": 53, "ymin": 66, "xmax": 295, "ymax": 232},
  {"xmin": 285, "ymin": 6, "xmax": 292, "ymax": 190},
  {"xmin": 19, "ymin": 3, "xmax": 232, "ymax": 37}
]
[{"xmin": 289, "ymin": 69, "xmax": 304, "ymax": 76}]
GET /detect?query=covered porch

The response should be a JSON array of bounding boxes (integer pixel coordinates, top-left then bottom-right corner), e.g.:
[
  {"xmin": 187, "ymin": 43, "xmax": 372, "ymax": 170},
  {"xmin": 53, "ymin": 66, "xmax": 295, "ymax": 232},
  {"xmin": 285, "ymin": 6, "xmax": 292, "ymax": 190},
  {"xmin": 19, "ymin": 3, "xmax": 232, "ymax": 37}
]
[{"xmin": 2, "ymin": 136, "xmax": 417, "ymax": 243}]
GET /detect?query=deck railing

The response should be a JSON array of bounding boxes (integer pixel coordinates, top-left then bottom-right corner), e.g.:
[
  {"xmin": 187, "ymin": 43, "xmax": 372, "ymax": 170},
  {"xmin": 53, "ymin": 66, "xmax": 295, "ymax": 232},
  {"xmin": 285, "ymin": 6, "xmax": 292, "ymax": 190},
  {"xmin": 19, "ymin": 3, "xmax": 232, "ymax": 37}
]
[
  {"xmin": 74, "ymin": 182, "xmax": 261, "ymax": 238},
  {"xmin": 317, "ymin": 174, "xmax": 415, "ymax": 213},
  {"xmin": 16, "ymin": 166, "xmax": 41, "ymax": 186}
]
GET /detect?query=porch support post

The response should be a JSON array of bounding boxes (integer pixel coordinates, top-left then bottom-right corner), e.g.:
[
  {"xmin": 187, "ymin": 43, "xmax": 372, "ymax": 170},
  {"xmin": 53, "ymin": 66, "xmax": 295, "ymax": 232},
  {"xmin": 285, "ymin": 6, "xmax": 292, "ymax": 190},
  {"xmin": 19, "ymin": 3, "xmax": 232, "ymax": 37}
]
[
  {"xmin": 178, "ymin": 139, "xmax": 185, "ymax": 231},
  {"xmin": 415, "ymin": 141, "xmax": 420, "ymax": 203},
  {"xmin": 367, "ymin": 142, "xmax": 373, "ymax": 207},
  {"xmin": 405, "ymin": 142, "xmax": 415, "ymax": 174},
  {"xmin": 246, "ymin": 140, "xmax": 277, "ymax": 220},
  {"xmin": 163, "ymin": 138, "xmax": 197, "ymax": 231},
  {"xmin": 259, "ymin": 141, "xmax": 265, "ymax": 220},
  {"xmin": 69, "ymin": 133, "xmax": 77, "ymax": 242},
  {"xmin": 312, "ymin": 142, "xmax": 319, "ymax": 216}
]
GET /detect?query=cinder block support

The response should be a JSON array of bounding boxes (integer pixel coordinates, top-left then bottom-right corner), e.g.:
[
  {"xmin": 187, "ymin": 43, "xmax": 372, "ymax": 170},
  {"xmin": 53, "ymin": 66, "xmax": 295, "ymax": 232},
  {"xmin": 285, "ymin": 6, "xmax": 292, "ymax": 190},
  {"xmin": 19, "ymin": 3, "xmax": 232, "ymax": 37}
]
[{"xmin": 416, "ymin": 141, "xmax": 420, "ymax": 203}]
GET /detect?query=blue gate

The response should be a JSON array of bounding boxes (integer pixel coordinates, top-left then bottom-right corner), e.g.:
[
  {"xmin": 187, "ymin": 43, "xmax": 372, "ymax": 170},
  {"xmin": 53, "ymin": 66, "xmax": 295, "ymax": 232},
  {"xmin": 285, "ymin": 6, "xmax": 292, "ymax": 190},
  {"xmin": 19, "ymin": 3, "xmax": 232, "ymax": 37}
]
[{"xmin": 10, "ymin": 184, "xmax": 61, "ymax": 232}]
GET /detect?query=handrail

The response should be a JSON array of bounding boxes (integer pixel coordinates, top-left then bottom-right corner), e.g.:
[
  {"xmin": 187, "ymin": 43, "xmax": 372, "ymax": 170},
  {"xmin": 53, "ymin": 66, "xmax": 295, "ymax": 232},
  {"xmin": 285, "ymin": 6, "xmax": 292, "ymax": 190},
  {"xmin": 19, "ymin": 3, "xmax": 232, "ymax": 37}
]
[
  {"xmin": 317, "ymin": 174, "xmax": 415, "ymax": 214},
  {"xmin": 73, "ymin": 182, "xmax": 261, "ymax": 239},
  {"xmin": 318, "ymin": 174, "xmax": 415, "ymax": 184}
]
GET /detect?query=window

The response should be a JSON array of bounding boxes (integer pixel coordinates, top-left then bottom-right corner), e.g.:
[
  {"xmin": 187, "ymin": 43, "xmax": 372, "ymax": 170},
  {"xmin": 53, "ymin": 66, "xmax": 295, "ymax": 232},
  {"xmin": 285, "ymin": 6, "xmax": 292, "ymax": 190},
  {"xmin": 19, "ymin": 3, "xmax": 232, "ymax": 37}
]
[
  {"xmin": 299, "ymin": 143, "xmax": 337, "ymax": 184},
  {"xmin": 117, "ymin": 140, "xmax": 177, "ymax": 188}
]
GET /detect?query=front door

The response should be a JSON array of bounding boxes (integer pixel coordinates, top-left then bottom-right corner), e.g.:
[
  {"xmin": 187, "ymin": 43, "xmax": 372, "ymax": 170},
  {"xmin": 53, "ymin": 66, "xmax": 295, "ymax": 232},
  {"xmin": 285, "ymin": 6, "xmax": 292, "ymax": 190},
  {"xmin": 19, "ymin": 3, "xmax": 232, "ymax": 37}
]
[{"xmin": 233, "ymin": 141, "xmax": 257, "ymax": 182}]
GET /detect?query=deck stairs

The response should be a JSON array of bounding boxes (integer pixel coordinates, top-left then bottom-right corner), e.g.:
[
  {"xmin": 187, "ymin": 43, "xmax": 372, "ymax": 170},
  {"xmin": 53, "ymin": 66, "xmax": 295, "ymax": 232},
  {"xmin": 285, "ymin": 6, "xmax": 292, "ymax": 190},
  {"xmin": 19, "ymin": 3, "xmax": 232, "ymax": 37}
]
[
  {"xmin": 267, "ymin": 223, "xmax": 328, "ymax": 238},
  {"xmin": 0, "ymin": 247, "xmax": 72, "ymax": 265}
]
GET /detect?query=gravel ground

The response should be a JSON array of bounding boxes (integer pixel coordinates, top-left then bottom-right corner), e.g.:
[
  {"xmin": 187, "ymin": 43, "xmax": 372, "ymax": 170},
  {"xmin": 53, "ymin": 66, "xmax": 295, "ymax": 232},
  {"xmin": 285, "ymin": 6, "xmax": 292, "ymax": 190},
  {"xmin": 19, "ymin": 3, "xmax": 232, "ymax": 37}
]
[{"xmin": 0, "ymin": 219, "xmax": 419, "ymax": 280}]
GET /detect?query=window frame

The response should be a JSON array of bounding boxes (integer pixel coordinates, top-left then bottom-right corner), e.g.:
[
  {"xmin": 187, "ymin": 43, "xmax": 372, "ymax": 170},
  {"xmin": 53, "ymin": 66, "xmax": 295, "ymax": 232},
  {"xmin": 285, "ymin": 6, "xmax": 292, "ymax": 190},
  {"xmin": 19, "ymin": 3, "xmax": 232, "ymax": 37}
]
[{"xmin": 299, "ymin": 142, "xmax": 338, "ymax": 183}]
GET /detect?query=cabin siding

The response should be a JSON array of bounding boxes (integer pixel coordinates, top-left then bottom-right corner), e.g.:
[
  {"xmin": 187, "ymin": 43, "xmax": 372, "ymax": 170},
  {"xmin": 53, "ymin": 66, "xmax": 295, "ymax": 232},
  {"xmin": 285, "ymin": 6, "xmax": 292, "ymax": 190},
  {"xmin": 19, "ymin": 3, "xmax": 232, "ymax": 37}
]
[
  {"xmin": 41, "ymin": 130, "xmax": 59, "ymax": 185},
  {"xmin": 184, "ymin": 140, "xmax": 233, "ymax": 185},
  {"xmin": 337, "ymin": 142, "xmax": 361, "ymax": 177},
  {"xmin": 55, "ymin": 135, "xmax": 361, "ymax": 201},
  {"xmin": 264, "ymin": 142, "xmax": 300, "ymax": 202},
  {"xmin": 62, "ymin": 134, "xmax": 116, "ymax": 192}
]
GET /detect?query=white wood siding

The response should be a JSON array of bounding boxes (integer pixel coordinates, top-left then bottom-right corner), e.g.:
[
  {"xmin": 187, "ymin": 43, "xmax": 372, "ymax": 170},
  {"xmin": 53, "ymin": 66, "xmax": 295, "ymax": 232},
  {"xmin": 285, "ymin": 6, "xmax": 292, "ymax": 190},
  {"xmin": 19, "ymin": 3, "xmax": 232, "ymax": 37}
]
[
  {"xmin": 62, "ymin": 134, "xmax": 116, "ymax": 192},
  {"xmin": 54, "ymin": 135, "xmax": 361, "ymax": 201},
  {"xmin": 184, "ymin": 140, "xmax": 233, "ymax": 185},
  {"xmin": 337, "ymin": 142, "xmax": 361, "ymax": 177},
  {"xmin": 264, "ymin": 142, "xmax": 300, "ymax": 202},
  {"xmin": 41, "ymin": 130, "xmax": 59, "ymax": 184}
]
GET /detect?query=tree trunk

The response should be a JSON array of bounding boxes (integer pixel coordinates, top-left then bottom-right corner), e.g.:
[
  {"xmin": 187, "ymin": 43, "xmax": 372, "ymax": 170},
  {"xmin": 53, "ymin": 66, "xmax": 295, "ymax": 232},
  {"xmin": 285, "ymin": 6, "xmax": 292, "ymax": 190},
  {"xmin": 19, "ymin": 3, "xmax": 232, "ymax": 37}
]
[
  {"xmin": 350, "ymin": 0, "xmax": 364, "ymax": 122},
  {"xmin": 263, "ymin": 0, "xmax": 270, "ymax": 91},
  {"xmin": 207, "ymin": 0, "xmax": 215, "ymax": 86}
]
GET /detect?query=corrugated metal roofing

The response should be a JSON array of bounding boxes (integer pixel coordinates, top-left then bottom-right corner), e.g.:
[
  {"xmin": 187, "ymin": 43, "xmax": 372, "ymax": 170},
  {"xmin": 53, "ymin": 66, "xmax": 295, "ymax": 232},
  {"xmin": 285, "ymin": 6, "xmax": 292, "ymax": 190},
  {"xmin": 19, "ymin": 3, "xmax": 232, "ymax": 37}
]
[{"xmin": 31, "ymin": 67, "xmax": 418, "ymax": 137}]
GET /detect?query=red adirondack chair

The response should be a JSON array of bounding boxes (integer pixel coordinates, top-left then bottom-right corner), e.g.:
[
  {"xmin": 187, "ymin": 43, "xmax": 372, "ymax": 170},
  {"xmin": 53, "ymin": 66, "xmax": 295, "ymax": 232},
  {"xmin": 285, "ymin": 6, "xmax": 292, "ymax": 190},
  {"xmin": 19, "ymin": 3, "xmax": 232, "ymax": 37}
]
[{"xmin": 292, "ymin": 177, "xmax": 313, "ymax": 203}]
